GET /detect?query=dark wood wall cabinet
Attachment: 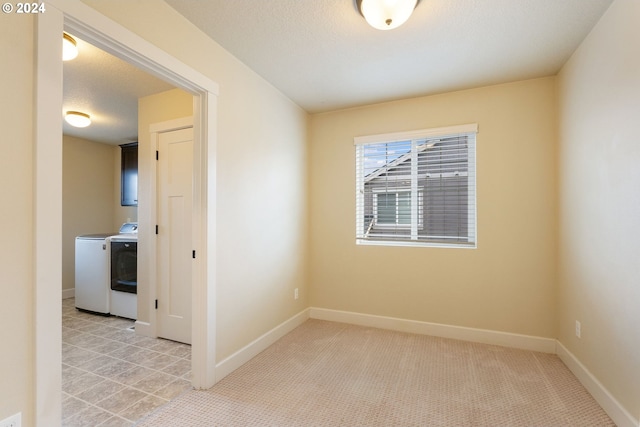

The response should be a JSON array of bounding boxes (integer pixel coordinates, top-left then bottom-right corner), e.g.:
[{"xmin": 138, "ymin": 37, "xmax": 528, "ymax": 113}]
[{"xmin": 120, "ymin": 142, "xmax": 138, "ymax": 206}]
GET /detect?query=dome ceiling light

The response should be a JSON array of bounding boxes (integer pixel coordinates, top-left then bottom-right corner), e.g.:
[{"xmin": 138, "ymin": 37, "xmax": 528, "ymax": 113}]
[
  {"xmin": 65, "ymin": 111, "xmax": 91, "ymax": 128},
  {"xmin": 62, "ymin": 32, "xmax": 78, "ymax": 61},
  {"xmin": 356, "ymin": 0, "xmax": 420, "ymax": 31}
]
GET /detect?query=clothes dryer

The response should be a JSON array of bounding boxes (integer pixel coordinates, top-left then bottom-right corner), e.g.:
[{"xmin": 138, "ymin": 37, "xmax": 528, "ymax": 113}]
[{"xmin": 109, "ymin": 222, "xmax": 138, "ymax": 319}]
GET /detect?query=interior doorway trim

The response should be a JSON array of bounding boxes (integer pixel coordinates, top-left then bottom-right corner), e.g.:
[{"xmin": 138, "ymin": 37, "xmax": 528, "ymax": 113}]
[{"xmin": 36, "ymin": 2, "xmax": 218, "ymax": 425}]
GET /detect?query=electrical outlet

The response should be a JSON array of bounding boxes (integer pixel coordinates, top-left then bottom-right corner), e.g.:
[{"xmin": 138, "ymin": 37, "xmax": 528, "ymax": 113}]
[
  {"xmin": 575, "ymin": 320, "xmax": 581, "ymax": 339},
  {"xmin": 0, "ymin": 412, "xmax": 21, "ymax": 427},
  {"xmin": 294, "ymin": 288, "xmax": 299, "ymax": 300}
]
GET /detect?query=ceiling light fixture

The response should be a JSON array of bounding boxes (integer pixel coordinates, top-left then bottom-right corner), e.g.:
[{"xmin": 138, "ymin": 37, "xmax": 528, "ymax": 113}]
[
  {"xmin": 356, "ymin": 0, "xmax": 419, "ymax": 30},
  {"xmin": 62, "ymin": 32, "xmax": 78, "ymax": 61},
  {"xmin": 65, "ymin": 111, "xmax": 91, "ymax": 128}
]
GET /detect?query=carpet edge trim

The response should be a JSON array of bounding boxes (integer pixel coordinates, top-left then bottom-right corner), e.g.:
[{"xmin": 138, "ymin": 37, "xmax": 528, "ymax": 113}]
[
  {"xmin": 309, "ymin": 307, "xmax": 556, "ymax": 353},
  {"xmin": 214, "ymin": 308, "xmax": 311, "ymax": 381},
  {"xmin": 556, "ymin": 341, "xmax": 638, "ymax": 427}
]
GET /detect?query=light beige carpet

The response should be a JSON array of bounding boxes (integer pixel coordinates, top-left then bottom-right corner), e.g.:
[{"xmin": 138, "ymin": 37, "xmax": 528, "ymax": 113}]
[{"xmin": 137, "ymin": 320, "xmax": 614, "ymax": 426}]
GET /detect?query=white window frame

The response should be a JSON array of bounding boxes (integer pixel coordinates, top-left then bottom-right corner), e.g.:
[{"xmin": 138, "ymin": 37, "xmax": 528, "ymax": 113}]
[{"xmin": 355, "ymin": 124, "xmax": 477, "ymax": 249}]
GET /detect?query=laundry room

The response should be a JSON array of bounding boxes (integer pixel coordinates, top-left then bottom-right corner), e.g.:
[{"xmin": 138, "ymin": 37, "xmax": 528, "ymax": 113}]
[
  {"xmin": 58, "ymin": 34, "xmax": 198, "ymax": 424},
  {"xmin": 61, "ymin": 94, "xmax": 193, "ymax": 318},
  {"xmin": 62, "ymin": 136, "xmax": 136, "ymax": 302},
  {"xmin": 61, "ymin": 35, "xmax": 193, "ymax": 321}
]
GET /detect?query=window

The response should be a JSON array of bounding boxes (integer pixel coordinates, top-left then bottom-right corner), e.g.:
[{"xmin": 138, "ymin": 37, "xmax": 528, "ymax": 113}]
[
  {"xmin": 373, "ymin": 189, "xmax": 423, "ymax": 227},
  {"xmin": 355, "ymin": 124, "xmax": 477, "ymax": 248},
  {"xmin": 375, "ymin": 191, "xmax": 410, "ymax": 225}
]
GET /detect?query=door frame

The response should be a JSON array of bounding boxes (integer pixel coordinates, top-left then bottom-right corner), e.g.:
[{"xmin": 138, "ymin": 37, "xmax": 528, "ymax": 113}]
[{"xmin": 35, "ymin": 2, "xmax": 218, "ymax": 425}]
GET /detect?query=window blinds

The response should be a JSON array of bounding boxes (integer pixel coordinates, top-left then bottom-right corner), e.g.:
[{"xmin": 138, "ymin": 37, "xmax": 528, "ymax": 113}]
[{"xmin": 355, "ymin": 124, "xmax": 477, "ymax": 247}]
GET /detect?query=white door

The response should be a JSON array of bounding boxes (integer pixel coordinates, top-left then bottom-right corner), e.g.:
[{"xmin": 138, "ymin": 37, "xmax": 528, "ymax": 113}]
[{"xmin": 157, "ymin": 127, "xmax": 193, "ymax": 344}]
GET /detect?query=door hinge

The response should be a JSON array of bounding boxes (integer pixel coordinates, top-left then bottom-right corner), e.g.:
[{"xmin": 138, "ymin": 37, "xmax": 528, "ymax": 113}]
[
  {"xmin": 155, "ymin": 225, "xmax": 159, "ymax": 235},
  {"xmin": 192, "ymin": 250, "xmax": 196, "ymax": 259},
  {"xmin": 155, "ymin": 299, "xmax": 158, "ymax": 310},
  {"xmin": 156, "ymin": 150, "xmax": 159, "ymax": 160}
]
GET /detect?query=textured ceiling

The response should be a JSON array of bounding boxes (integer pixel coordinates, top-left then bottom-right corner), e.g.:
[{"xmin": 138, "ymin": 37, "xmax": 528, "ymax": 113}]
[
  {"xmin": 63, "ymin": 37, "xmax": 174, "ymax": 145},
  {"xmin": 64, "ymin": 0, "xmax": 613, "ymax": 144},
  {"xmin": 166, "ymin": 0, "xmax": 613, "ymax": 113}
]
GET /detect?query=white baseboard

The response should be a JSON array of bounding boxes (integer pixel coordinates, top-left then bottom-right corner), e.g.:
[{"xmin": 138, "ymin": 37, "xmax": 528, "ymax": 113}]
[
  {"xmin": 556, "ymin": 341, "xmax": 638, "ymax": 427},
  {"xmin": 215, "ymin": 308, "xmax": 310, "ymax": 381},
  {"xmin": 309, "ymin": 307, "xmax": 557, "ymax": 354},
  {"xmin": 134, "ymin": 321, "xmax": 154, "ymax": 338},
  {"xmin": 62, "ymin": 288, "xmax": 75, "ymax": 299}
]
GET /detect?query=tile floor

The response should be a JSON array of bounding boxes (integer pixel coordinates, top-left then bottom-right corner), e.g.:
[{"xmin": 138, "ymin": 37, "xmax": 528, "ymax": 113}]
[{"xmin": 62, "ymin": 298, "xmax": 192, "ymax": 426}]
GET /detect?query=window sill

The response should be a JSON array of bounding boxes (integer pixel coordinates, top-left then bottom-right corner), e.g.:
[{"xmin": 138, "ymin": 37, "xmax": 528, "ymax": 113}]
[{"xmin": 356, "ymin": 239, "xmax": 477, "ymax": 249}]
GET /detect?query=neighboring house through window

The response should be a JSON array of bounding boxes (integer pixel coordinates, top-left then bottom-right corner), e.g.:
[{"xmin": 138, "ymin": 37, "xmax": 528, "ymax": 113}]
[{"xmin": 355, "ymin": 124, "xmax": 477, "ymax": 248}]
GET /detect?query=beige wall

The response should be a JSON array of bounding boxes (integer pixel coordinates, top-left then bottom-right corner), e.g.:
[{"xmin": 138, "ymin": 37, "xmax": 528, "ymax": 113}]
[
  {"xmin": 136, "ymin": 87, "xmax": 193, "ymax": 325},
  {"xmin": 62, "ymin": 135, "xmax": 117, "ymax": 291},
  {"xmin": 80, "ymin": 0, "xmax": 311, "ymax": 361},
  {"xmin": 0, "ymin": 15, "xmax": 35, "ymax": 427},
  {"xmin": 309, "ymin": 77, "xmax": 558, "ymax": 338},
  {"xmin": 557, "ymin": 0, "xmax": 640, "ymax": 418}
]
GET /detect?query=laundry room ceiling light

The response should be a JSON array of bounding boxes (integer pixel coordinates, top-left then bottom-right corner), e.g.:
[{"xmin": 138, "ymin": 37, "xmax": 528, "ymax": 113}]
[
  {"xmin": 356, "ymin": 0, "xmax": 419, "ymax": 30},
  {"xmin": 65, "ymin": 111, "xmax": 91, "ymax": 128},
  {"xmin": 62, "ymin": 32, "xmax": 78, "ymax": 61}
]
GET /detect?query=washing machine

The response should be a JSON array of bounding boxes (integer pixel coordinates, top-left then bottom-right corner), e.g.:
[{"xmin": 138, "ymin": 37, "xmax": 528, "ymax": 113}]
[{"xmin": 75, "ymin": 233, "xmax": 114, "ymax": 315}]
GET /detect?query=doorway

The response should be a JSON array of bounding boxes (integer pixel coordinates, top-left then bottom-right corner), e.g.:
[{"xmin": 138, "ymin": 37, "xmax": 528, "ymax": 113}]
[
  {"xmin": 35, "ymin": 4, "xmax": 218, "ymax": 425},
  {"xmin": 61, "ymin": 87, "xmax": 195, "ymax": 423}
]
